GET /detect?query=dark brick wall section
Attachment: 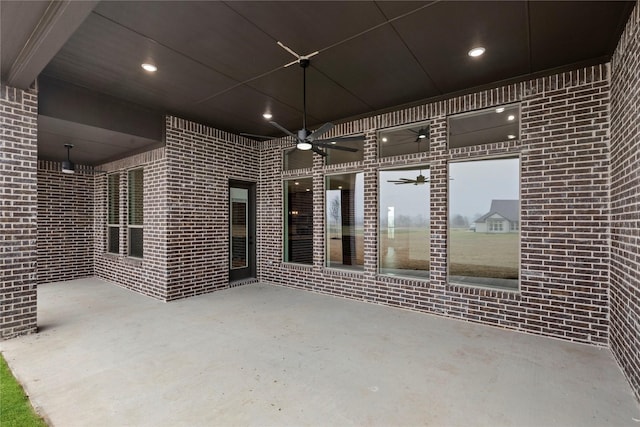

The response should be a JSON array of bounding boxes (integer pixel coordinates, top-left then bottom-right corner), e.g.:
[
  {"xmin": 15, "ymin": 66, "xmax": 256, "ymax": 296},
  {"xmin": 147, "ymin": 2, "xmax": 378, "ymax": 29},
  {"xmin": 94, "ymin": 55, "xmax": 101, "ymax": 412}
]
[
  {"xmin": 164, "ymin": 117, "xmax": 259, "ymax": 300},
  {"xmin": 94, "ymin": 148, "xmax": 169, "ymax": 300},
  {"xmin": 610, "ymin": 1, "xmax": 640, "ymax": 402},
  {"xmin": 37, "ymin": 161, "xmax": 94, "ymax": 284},
  {"xmin": 259, "ymin": 64, "xmax": 611, "ymax": 347},
  {"xmin": 0, "ymin": 84, "xmax": 38, "ymax": 339}
]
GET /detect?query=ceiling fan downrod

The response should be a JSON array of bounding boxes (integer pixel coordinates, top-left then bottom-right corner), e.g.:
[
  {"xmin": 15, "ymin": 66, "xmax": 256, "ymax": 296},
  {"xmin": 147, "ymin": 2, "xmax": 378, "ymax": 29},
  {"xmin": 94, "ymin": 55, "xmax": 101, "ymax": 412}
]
[{"xmin": 297, "ymin": 58, "xmax": 312, "ymax": 149}]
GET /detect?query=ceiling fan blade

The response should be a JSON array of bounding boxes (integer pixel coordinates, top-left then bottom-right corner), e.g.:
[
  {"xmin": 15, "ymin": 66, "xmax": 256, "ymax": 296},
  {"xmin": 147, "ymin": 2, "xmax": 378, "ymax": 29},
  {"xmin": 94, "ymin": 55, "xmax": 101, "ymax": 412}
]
[
  {"xmin": 277, "ymin": 41, "xmax": 300, "ymax": 59},
  {"xmin": 395, "ymin": 181, "xmax": 417, "ymax": 185},
  {"xmin": 240, "ymin": 132, "xmax": 274, "ymax": 140},
  {"xmin": 269, "ymin": 121, "xmax": 298, "ymax": 139},
  {"xmin": 314, "ymin": 143, "xmax": 358, "ymax": 152},
  {"xmin": 387, "ymin": 179, "xmax": 415, "ymax": 183},
  {"xmin": 311, "ymin": 146, "xmax": 327, "ymax": 157},
  {"xmin": 303, "ymin": 51, "xmax": 320, "ymax": 60},
  {"xmin": 308, "ymin": 122, "xmax": 334, "ymax": 141},
  {"xmin": 315, "ymin": 136, "xmax": 363, "ymax": 144}
]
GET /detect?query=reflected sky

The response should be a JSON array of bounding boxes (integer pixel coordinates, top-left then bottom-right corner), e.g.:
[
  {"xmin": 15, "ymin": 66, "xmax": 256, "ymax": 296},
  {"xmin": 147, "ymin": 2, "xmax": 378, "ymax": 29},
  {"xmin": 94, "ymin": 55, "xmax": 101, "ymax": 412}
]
[{"xmin": 450, "ymin": 157, "xmax": 519, "ymax": 220}]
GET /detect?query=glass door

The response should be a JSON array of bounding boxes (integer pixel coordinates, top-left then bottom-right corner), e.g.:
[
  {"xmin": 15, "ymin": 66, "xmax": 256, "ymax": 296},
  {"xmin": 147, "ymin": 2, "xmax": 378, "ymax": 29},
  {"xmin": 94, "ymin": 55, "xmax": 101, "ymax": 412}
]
[{"xmin": 229, "ymin": 181, "xmax": 256, "ymax": 281}]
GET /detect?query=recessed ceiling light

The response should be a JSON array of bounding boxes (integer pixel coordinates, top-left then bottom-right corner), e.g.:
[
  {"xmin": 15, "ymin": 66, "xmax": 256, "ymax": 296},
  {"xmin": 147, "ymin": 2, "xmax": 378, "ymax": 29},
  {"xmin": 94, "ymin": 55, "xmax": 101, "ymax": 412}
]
[
  {"xmin": 141, "ymin": 63, "xmax": 157, "ymax": 72},
  {"xmin": 468, "ymin": 47, "xmax": 485, "ymax": 58},
  {"xmin": 294, "ymin": 181, "xmax": 299, "ymax": 185},
  {"xmin": 495, "ymin": 107, "xmax": 505, "ymax": 113},
  {"xmin": 382, "ymin": 137, "xmax": 388, "ymax": 142},
  {"xmin": 338, "ymin": 186, "xmax": 343, "ymax": 190},
  {"xmin": 507, "ymin": 134, "xmax": 516, "ymax": 139},
  {"xmin": 508, "ymin": 115, "xmax": 515, "ymax": 121},
  {"xmin": 263, "ymin": 113, "xmax": 273, "ymax": 120},
  {"xmin": 330, "ymin": 141, "xmax": 337, "ymax": 145},
  {"xmin": 306, "ymin": 188, "xmax": 310, "ymax": 192}
]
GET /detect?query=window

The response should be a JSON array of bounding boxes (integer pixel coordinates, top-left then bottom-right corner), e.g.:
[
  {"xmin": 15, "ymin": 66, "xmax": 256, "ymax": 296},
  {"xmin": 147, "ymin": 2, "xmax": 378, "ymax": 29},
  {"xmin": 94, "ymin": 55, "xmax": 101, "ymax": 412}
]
[
  {"xmin": 378, "ymin": 122, "xmax": 430, "ymax": 158},
  {"xmin": 107, "ymin": 173, "xmax": 120, "ymax": 254},
  {"xmin": 128, "ymin": 168, "xmax": 143, "ymax": 258},
  {"xmin": 326, "ymin": 172, "xmax": 364, "ymax": 270},
  {"xmin": 325, "ymin": 136, "xmax": 365, "ymax": 165},
  {"xmin": 448, "ymin": 104, "xmax": 520, "ymax": 149},
  {"xmin": 284, "ymin": 148, "xmax": 313, "ymax": 170},
  {"xmin": 284, "ymin": 177, "xmax": 313, "ymax": 264},
  {"xmin": 449, "ymin": 157, "xmax": 520, "ymax": 290},
  {"xmin": 379, "ymin": 166, "xmax": 430, "ymax": 279}
]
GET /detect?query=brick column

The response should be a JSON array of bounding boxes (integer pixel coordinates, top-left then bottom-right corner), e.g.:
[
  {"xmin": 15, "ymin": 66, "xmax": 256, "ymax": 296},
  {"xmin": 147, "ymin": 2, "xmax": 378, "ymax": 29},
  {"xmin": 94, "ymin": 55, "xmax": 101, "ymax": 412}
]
[{"xmin": 0, "ymin": 84, "xmax": 38, "ymax": 339}]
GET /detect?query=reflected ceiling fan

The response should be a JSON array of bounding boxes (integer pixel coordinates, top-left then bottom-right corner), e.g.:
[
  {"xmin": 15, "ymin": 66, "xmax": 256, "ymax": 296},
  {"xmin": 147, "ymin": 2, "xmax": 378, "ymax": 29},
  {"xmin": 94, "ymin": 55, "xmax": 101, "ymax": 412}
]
[
  {"xmin": 410, "ymin": 126, "xmax": 429, "ymax": 142},
  {"xmin": 386, "ymin": 136, "xmax": 429, "ymax": 185},
  {"xmin": 241, "ymin": 43, "xmax": 360, "ymax": 157},
  {"xmin": 387, "ymin": 169, "xmax": 429, "ymax": 185}
]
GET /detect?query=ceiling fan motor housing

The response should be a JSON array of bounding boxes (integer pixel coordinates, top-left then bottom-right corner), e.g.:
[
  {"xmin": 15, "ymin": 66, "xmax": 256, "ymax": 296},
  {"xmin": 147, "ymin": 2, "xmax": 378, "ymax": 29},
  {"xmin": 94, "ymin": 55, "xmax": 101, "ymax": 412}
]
[{"xmin": 298, "ymin": 128, "xmax": 311, "ymax": 140}]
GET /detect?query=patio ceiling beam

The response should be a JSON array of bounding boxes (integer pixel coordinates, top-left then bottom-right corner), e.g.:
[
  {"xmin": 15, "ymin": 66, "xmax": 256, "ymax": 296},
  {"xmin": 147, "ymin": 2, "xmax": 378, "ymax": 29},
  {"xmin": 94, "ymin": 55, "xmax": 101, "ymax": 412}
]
[{"xmin": 5, "ymin": 0, "xmax": 98, "ymax": 90}]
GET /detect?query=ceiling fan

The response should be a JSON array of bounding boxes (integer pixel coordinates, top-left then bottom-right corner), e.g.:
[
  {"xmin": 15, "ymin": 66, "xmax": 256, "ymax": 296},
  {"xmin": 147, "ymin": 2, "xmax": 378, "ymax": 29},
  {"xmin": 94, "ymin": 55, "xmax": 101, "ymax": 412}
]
[
  {"xmin": 387, "ymin": 170, "xmax": 429, "ymax": 186},
  {"xmin": 59, "ymin": 144, "xmax": 106, "ymax": 175},
  {"xmin": 62, "ymin": 143, "xmax": 75, "ymax": 174},
  {"xmin": 241, "ymin": 43, "xmax": 361, "ymax": 157},
  {"xmin": 386, "ymin": 136, "xmax": 430, "ymax": 185},
  {"xmin": 410, "ymin": 127, "xmax": 429, "ymax": 142}
]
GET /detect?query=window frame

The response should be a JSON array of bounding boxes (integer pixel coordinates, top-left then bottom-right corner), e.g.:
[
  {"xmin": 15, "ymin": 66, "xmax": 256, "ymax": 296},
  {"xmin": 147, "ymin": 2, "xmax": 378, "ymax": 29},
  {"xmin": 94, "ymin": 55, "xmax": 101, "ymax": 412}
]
[
  {"xmin": 377, "ymin": 163, "xmax": 431, "ymax": 280},
  {"xmin": 324, "ymin": 134, "xmax": 365, "ymax": 166},
  {"xmin": 377, "ymin": 121, "xmax": 431, "ymax": 159},
  {"xmin": 447, "ymin": 103, "xmax": 521, "ymax": 150},
  {"xmin": 283, "ymin": 176, "xmax": 314, "ymax": 265},
  {"xmin": 447, "ymin": 154, "xmax": 521, "ymax": 291},
  {"xmin": 107, "ymin": 173, "xmax": 121, "ymax": 254},
  {"xmin": 324, "ymin": 170, "xmax": 365, "ymax": 271},
  {"xmin": 127, "ymin": 167, "xmax": 144, "ymax": 259}
]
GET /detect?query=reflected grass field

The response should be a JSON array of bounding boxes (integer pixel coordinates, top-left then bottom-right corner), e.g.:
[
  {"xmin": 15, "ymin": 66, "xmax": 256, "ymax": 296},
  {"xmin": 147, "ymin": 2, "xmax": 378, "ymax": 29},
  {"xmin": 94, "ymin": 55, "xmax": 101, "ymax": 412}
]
[
  {"xmin": 329, "ymin": 228, "xmax": 518, "ymax": 279},
  {"xmin": 449, "ymin": 229, "xmax": 519, "ymax": 279}
]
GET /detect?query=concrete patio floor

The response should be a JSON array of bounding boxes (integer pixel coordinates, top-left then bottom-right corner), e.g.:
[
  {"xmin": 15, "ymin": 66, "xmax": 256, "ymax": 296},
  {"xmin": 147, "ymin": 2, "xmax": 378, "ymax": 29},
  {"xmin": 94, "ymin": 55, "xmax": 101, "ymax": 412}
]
[{"xmin": 1, "ymin": 278, "xmax": 639, "ymax": 427}]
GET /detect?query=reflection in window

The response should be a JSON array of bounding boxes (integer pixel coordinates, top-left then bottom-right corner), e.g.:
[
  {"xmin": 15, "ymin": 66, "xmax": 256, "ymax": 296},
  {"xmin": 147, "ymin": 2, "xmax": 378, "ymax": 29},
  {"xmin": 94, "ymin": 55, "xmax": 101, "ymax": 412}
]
[
  {"xmin": 325, "ymin": 136, "xmax": 365, "ymax": 165},
  {"xmin": 284, "ymin": 177, "xmax": 313, "ymax": 264},
  {"xmin": 128, "ymin": 168, "xmax": 143, "ymax": 258},
  {"xmin": 326, "ymin": 172, "xmax": 364, "ymax": 270},
  {"xmin": 378, "ymin": 122, "xmax": 430, "ymax": 158},
  {"xmin": 448, "ymin": 104, "xmax": 520, "ymax": 149},
  {"xmin": 107, "ymin": 173, "xmax": 120, "ymax": 254},
  {"xmin": 230, "ymin": 188, "xmax": 248, "ymax": 269},
  {"xmin": 449, "ymin": 157, "xmax": 520, "ymax": 290},
  {"xmin": 284, "ymin": 148, "xmax": 313, "ymax": 170},
  {"xmin": 379, "ymin": 167, "xmax": 430, "ymax": 278}
]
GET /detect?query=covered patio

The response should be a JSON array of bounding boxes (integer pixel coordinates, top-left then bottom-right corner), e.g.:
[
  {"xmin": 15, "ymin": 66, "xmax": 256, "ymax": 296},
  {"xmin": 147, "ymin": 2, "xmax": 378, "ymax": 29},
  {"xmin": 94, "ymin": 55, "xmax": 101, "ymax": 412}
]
[{"xmin": 1, "ymin": 278, "xmax": 638, "ymax": 426}]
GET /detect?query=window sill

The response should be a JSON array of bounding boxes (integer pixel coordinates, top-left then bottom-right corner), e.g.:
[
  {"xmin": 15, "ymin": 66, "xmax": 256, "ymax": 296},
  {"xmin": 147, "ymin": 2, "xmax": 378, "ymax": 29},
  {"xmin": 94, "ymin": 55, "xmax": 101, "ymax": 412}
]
[
  {"xmin": 125, "ymin": 256, "xmax": 144, "ymax": 266},
  {"xmin": 447, "ymin": 279, "xmax": 521, "ymax": 299},
  {"xmin": 282, "ymin": 262, "xmax": 314, "ymax": 270}
]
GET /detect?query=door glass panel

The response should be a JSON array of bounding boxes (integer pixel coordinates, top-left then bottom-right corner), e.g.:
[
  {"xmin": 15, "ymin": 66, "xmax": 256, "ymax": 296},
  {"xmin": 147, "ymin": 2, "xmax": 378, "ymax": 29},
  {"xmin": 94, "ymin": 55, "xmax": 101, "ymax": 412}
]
[{"xmin": 230, "ymin": 188, "xmax": 248, "ymax": 269}]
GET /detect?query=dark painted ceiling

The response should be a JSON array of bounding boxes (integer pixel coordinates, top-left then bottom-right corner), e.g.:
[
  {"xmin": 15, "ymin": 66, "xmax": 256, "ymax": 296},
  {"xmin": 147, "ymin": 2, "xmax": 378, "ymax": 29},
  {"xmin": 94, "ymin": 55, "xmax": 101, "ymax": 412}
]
[{"xmin": 0, "ymin": 1, "xmax": 634, "ymax": 165}]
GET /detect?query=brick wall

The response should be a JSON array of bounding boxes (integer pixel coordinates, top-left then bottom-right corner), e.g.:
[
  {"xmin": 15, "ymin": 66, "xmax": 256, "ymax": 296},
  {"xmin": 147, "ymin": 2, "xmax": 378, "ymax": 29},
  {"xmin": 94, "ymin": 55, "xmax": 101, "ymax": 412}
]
[
  {"xmin": 37, "ymin": 161, "xmax": 94, "ymax": 284},
  {"xmin": 610, "ymin": 1, "xmax": 640, "ymax": 401},
  {"xmin": 164, "ymin": 117, "xmax": 259, "ymax": 300},
  {"xmin": 259, "ymin": 64, "xmax": 611, "ymax": 346},
  {"xmin": 0, "ymin": 84, "xmax": 38, "ymax": 339},
  {"xmin": 94, "ymin": 148, "xmax": 169, "ymax": 300}
]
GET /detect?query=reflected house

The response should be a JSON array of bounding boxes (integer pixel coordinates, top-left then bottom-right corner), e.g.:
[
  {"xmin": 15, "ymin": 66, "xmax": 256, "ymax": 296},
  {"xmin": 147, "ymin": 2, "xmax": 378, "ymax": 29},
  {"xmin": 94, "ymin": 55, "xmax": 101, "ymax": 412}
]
[{"xmin": 474, "ymin": 200, "xmax": 519, "ymax": 233}]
